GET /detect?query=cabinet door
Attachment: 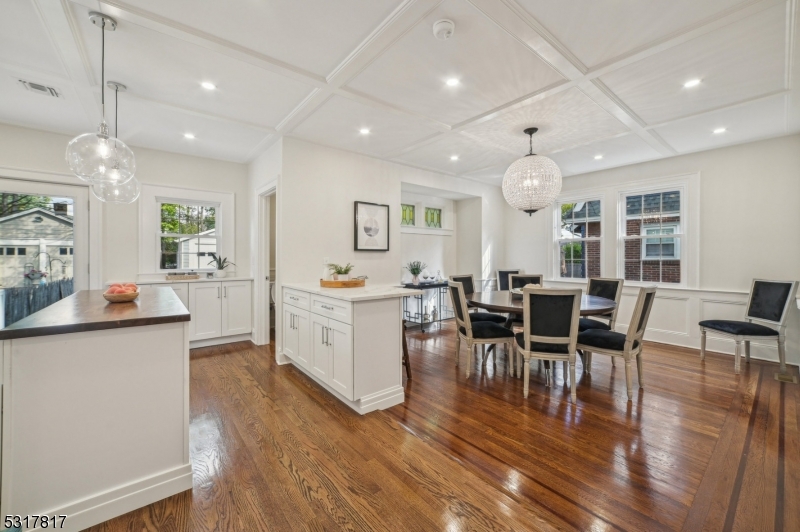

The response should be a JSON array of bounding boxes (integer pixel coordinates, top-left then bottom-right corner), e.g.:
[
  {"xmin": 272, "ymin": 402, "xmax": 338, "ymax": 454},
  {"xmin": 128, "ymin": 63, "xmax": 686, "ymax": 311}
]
[
  {"xmin": 310, "ymin": 314, "xmax": 330, "ymax": 381},
  {"xmin": 328, "ymin": 319, "xmax": 353, "ymax": 400},
  {"xmin": 189, "ymin": 282, "xmax": 222, "ymax": 341},
  {"xmin": 170, "ymin": 283, "xmax": 189, "ymax": 309},
  {"xmin": 282, "ymin": 306, "xmax": 299, "ymax": 362},
  {"xmin": 294, "ymin": 308, "xmax": 311, "ymax": 369},
  {"xmin": 221, "ymin": 281, "xmax": 252, "ymax": 336}
]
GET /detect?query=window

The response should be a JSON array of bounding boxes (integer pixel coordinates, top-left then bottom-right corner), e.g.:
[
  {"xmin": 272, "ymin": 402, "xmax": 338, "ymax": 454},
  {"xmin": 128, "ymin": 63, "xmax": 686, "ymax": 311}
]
[
  {"xmin": 6, "ymin": 248, "xmax": 14, "ymax": 255},
  {"xmin": 59, "ymin": 247, "xmax": 67, "ymax": 255},
  {"xmin": 401, "ymin": 204, "xmax": 415, "ymax": 226},
  {"xmin": 17, "ymin": 248, "xmax": 26, "ymax": 256},
  {"xmin": 557, "ymin": 200, "xmax": 601, "ymax": 279},
  {"xmin": 425, "ymin": 207, "xmax": 442, "ymax": 228},
  {"xmin": 623, "ymin": 190, "xmax": 681, "ymax": 284},
  {"xmin": 159, "ymin": 202, "xmax": 218, "ymax": 270}
]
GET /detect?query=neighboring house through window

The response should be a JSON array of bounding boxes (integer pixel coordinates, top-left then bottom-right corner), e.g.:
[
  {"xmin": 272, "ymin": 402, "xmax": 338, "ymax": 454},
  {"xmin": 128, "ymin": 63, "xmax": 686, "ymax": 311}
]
[
  {"xmin": 557, "ymin": 199, "xmax": 601, "ymax": 279},
  {"xmin": 159, "ymin": 202, "xmax": 218, "ymax": 270},
  {"xmin": 622, "ymin": 189, "xmax": 682, "ymax": 284}
]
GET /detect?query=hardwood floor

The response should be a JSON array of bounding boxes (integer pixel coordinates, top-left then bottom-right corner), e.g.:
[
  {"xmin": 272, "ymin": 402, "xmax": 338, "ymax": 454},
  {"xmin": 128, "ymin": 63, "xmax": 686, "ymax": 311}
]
[{"xmin": 88, "ymin": 321, "xmax": 798, "ymax": 531}]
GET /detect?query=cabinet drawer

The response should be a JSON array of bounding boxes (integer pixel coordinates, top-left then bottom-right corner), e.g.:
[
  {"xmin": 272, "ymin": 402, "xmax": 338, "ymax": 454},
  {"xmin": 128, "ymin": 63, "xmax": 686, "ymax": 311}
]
[
  {"xmin": 310, "ymin": 294, "xmax": 352, "ymax": 325},
  {"xmin": 283, "ymin": 288, "xmax": 310, "ymax": 310}
]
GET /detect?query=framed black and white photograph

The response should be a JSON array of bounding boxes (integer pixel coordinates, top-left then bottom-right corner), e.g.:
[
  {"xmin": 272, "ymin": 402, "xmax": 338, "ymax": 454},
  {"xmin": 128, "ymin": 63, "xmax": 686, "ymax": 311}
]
[{"xmin": 354, "ymin": 201, "xmax": 389, "ymax": 251}]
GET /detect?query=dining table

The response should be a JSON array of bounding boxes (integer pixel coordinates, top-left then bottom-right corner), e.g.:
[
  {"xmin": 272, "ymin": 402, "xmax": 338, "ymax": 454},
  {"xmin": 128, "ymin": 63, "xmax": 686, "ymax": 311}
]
[{"xmin": 465, "ymin": 290, "xmax": 617, "ymax": 317}]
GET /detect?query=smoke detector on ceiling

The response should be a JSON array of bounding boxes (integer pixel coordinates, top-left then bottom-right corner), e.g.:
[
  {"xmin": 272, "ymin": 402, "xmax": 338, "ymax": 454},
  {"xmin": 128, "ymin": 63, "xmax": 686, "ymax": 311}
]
[
  {"xmin": 432, "ymin": 19, "xmax": 455, "ymax": 40},
  {"xmin": 18, "ymin": 79, "xmax": 61, "ymax": 98}
]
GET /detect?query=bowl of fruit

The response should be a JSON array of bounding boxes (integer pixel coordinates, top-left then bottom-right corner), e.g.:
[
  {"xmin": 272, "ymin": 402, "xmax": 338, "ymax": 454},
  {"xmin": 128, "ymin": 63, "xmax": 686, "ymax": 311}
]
[{"xmin": 104, "ymin": 283, "xmax": 139, "ymax": 303}]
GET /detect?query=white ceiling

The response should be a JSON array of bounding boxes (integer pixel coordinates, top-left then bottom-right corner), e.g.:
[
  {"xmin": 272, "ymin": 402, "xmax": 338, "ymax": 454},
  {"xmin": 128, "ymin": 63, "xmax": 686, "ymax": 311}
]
[{"xmin": 1, "ymin": 0, "xmax": 798, "ymax": 183}]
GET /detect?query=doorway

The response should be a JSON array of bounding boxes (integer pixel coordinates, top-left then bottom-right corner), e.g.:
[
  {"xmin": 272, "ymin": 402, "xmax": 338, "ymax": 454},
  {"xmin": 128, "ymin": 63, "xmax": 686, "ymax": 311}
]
[
  {"xmin": 0, "ymin": 177, "xmax": 89, "ymax": 327},
  {"xmin": 254, "ymin": 183, "xmax": 277, "ymax": 348}
]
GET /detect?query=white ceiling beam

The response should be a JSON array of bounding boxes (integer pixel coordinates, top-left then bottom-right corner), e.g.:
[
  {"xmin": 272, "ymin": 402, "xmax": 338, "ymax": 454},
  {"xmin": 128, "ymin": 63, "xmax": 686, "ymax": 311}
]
[{"xmin": 33, "ymin": 0, "xmax": 101, "ymax": 131}]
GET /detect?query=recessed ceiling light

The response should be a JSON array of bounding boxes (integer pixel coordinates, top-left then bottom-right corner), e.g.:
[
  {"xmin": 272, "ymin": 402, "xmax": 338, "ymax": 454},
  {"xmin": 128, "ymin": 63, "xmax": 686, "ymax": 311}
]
[
  {"xmin": 446, "ymin": 78, "xmax": 459, "ymax": 87},
  {"xmin": 359, "ymin": 128, "xmax": 370, "ymax": 135},
  {"xmin": 683, "ymin": 79, "xmax": 701, "ymax": 88},
  {"xmin": 713, "ymin": 127, "xmax": 726, "ymax": 134},
  {"xmin": 594, "ymin": 155, "xmax": 603, "ymax": 160},
  {"xmin": 184, "ymin": 133, "xmax": 195, "ymax": 139},
  {"xmin": 200, "ymin": 81, "xmax": 216, "ymax": 90},
  {"xmin": 450, "ymin": 155, "xmax": 459, "ymax": 161}
]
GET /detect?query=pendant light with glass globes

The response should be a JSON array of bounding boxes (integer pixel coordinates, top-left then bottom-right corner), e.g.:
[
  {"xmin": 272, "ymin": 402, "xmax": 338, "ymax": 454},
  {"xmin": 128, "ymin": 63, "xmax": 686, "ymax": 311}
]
[
  {"xmin": 501, "ymin": 127, "xmax": 562, "ymax": 215},
  {"xmin": 91, "ymin": 82, "xmax": 141, "ymax": 204},
  {"xmin": 65, "ymin": 12, "xmax": 135, "ymax": 186}
]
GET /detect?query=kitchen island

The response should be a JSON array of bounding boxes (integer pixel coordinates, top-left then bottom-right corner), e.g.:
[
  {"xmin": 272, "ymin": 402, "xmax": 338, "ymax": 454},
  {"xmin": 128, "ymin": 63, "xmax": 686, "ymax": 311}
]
[
  {"xmin": 282, "ymin": 283, "xmax": 421, "ymax": 414},
  {"xmin": 0, "ymin": 288, "xmax": 192, "ymax": 532}
]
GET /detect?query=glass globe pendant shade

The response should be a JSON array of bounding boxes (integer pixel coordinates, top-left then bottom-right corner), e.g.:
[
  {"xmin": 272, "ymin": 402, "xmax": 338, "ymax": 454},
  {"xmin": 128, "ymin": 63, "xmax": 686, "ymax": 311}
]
[
  {"xmin": 502, "ymin": 154, "xmax": 562, "ymax": 215},
  {"xmin": 91, "ymin": 176, "xmax": 141, "ymax": 204},
  {"xmin": 66, "ymin": 121, "xmax": 136, "ymax": 185}
]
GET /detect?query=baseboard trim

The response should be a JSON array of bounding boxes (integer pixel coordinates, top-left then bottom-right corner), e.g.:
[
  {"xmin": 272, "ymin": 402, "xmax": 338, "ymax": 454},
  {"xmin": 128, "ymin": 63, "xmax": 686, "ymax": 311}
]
[
  {"xmin": 190, "ymin": 333, "xmax": 252, "ymax": 348},
  {"xmin": 288, "ymin": 362, "xmax": 404, "ymax": 414},
  {"xmin": 34, "ymin": 464, "xmax": 192, "ymax": 532}
]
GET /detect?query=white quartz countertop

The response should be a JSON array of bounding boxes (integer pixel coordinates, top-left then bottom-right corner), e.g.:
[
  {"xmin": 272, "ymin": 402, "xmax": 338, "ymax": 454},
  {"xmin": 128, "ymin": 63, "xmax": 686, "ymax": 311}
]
[
  {"xmin": 283, "ymin": 283, "xmax": 422, "ymax": 302},
  {"xmin": 106, "ymin": 277, "xmax": 253, "ymax": 285}
]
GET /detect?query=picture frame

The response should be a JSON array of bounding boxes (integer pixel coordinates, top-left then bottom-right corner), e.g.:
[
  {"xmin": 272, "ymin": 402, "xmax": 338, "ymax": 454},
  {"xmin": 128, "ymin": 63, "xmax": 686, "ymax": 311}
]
[{"xmin": 354, "ymin": 201, "xmax": 389, "ymax": 251}]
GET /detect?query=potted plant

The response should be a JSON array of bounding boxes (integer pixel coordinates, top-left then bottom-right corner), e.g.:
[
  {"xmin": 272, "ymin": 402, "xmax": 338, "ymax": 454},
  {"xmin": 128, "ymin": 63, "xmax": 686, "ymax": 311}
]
[
  {"xmin": 327, "ymin": 263, "xmax": 355, "ymax": 280},
  {"xmin": 404, "ymin": 261, "xmax": 426, "ymax": 285},
  {"xmin": 24, "ymin": 269, "xmax": 47, "ymax": 282},
  {"xmin": 208, "ymin": 256, "xmax": 235, "ymax": 278}
]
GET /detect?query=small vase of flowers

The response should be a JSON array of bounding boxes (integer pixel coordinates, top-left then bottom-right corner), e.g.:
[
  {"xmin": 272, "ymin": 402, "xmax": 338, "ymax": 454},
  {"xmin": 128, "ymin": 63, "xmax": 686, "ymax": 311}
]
[
  {"xmin": 208, "ymin": 256, "xmax": 235, "ymax": 278},
  {"xmin": 404, "ymin": 261, "xmax": 427, "ymax": 286},
  {"xmin": 327, "ymin": 262, "xmax": 355, "ymax": 281}
]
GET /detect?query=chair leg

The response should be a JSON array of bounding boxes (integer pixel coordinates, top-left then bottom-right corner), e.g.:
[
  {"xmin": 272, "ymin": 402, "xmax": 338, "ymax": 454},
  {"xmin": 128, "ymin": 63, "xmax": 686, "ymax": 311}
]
[
  {"xmin": 734, "ymin": 340, "xmax": 741, "ymax": 375},
  {"xmin": 562, "ymin": 360, "xmax": 568, "ymax": 382},
  {"xmin": 481, "ymin": 344, "xmax": 487, "ymax": 366},
  {"xmin": 700, "ymin": 328, "xmax": 706, "ymax": 361},
  {"xmin": 611, "ymin": 357, "xmax": 616, "ymax": 367},
  {"xmin": 636, "ymin": 354, "xmax": 644, "ymax": 389},
  {"xmin": 402, "ymin": 322, "xmax": 412, "ymax": 381},
  {"xmin": 586, "ymin": 352, "xmax": 592, "ymax": 374},
  {"xmin": 455, "ymin": 334, "xmax": 460, "ymax": 366},
  {"xmin": 523, "ymin": 358, "xmax": 531, "ymax": 398},
  {"xmin": 625, "ymin": 358, "xmax": 633, "ymax": 401},
  {"xmin": 544, "ymin": 361, "xmax": 551, "ymax": 387},
  {"xmin": 744, "ymin": 340, "xmax": 750, "ymax": 363},
  {"xmin": 569, "ymin": 359, "xmax": 577, "ymax": 404},
  {"xmin": 778, "ymin": 336, "xmax": 787, "ymax": 374},
  {"xmin": 466, "ymin": 341, "xmax": 473, "ymax": 378}
]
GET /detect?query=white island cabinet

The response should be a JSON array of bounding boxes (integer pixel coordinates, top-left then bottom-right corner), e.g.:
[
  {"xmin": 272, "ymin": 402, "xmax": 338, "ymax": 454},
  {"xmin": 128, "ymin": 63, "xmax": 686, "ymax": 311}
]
[{"xmin": 282, "ymin": 283, "xmax": 421, "ymax": 414}]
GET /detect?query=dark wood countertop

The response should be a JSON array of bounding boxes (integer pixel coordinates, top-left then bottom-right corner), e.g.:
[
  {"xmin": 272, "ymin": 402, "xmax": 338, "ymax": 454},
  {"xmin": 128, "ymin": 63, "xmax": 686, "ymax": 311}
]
[{"xmin": 0, "ymin": 288, "xmax": 190, "ymax": 340}]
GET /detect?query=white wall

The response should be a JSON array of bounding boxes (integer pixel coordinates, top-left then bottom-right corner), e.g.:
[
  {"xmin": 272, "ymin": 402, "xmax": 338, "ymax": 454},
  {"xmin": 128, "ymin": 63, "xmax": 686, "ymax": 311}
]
[
  {"xmin": 0, "ymin": 123, "xmax": 251, "ymax": 282},
  {"xmin": 399, "ymin": 191, "xmax": 455, "ymax": 283},
  {"xmin": 505, "ymin": 134, "xmax": 800, "ymax": 365},
  {"xmin": 456, "ymin": 197, "xmax": 483, "ymax": 281}
]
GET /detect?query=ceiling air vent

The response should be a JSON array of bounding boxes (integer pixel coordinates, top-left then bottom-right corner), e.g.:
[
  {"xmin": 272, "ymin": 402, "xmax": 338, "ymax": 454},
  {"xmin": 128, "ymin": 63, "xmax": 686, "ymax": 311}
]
[{"xmin": 18, "ymin": 79, "xmax": 60, "ymax": 98}]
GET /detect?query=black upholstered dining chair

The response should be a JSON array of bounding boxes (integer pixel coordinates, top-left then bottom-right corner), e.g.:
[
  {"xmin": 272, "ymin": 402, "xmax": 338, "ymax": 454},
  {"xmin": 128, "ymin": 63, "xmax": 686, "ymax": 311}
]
[
  {"xmin": 577, "ymin": 286, "xmax": 657, "ymax": 401},
  {"xmin": 449, "ymin": 281, "xmax": 515, "ymax": 377},
  {"xmin": 509, "ymin": 274, "xmax": 543, "ymax": 290},
  {"xmin": 448, "ymin": 274, "xmax": 506, "ymax": 324},
  {"xmin": 579, "ymin": 278, "xmax": 624, "ymax": 371},
  {"xmin": 496, "ymin": 269, "xmax": 521, "ymax": 291},
  {"xmin": 514, "ymin": 287, "xmax": 582, "ymax": 402},
  {"xmin": 699, "ymin": 279, "xmax": 798, "ymax": 374}
]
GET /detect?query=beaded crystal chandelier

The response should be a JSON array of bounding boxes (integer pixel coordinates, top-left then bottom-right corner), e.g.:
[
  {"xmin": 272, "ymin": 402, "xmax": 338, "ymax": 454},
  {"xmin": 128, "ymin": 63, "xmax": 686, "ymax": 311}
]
[{"xmin": 502, "ymin": 128, "xmax": 562, "ymax": 215}]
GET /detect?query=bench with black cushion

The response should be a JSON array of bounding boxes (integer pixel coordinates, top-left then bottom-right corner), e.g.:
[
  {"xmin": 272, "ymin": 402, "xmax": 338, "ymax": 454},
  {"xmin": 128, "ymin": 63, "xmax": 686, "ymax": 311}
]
[{"xmin": 698, "ymin": 279, "xmax": 798, "ymax": 374}]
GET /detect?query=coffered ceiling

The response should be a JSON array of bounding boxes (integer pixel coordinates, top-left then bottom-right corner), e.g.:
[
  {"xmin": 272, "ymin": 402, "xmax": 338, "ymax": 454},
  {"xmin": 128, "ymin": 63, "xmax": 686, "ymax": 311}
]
[{"xmin": 1, "ymin": 0, "xmax": 798, "ymax": 183}]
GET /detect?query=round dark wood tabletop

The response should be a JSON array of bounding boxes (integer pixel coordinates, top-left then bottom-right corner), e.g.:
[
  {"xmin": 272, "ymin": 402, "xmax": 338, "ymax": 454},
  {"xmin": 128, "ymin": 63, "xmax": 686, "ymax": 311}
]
[{"xmin": 465, "ymin": 291, "xmax": 616, "ymax": 316}]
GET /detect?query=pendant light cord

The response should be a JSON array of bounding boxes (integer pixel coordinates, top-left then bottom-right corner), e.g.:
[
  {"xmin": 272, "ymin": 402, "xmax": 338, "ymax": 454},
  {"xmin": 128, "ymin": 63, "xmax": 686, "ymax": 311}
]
[
  {"xmin": 115, "ymin": 86, "xmax": 118, "ymax": 138},
  {"xmin": 528, "ymin": 132, "xmax": 533, "ymax": 156},
  {"xmin": 100, "ymin": 18, "xmax": 105, "ymax": 120}
]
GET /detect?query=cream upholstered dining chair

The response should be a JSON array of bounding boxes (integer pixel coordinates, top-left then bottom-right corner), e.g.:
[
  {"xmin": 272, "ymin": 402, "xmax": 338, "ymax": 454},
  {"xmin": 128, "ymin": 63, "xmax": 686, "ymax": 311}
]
[
  {"xmin": 577, "ymin": 286, "xmax": 657, "ymax": 401},
  {"xmin": 449, "ymin": 281, "xmax": 515, "ymax": 378},
  {"xmin": 496, "ymin": 269, "xmax": 521, "ymax": 291},
  {"xmin": 699, "ymin": 279, "xmax": 798, "ymax": 375},
  {"xmin": 448, "ymin": 274, "xmax": 506, "ymax": 324},
  {"xmin": 579, "ymin": 277, "xmax": 624, "ymax": 371},
  {"xmin": 514, "ymin": 286, "xmax": 582, "ymax": 403}
]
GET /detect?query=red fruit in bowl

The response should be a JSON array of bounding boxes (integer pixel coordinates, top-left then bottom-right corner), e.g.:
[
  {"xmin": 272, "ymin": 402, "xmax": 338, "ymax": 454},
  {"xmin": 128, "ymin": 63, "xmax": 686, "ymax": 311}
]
[{"xmin": 109, "ymin": 283, "xmax": 123, "ymax": 289}]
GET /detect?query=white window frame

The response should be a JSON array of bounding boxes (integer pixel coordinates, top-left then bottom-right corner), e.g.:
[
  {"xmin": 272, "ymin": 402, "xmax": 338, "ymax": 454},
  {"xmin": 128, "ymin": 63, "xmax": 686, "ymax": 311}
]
[
  {"xmin": 139, "ymin": 184, "xmax": 235, "ymax": 275},
  {"xmin": 617, "ymin": 177, "xmax": 697, "ymax": 288},
  {"xmin": 642, "ymin": 222, "xmax": 680, "ymax": 260},
  {"xmin": 157, "ymin": 200, "xmax": 219, "ymax": 272},
  {"xmin": 553, "ymin": 196, "xmax": 603, "ymax": 280}
]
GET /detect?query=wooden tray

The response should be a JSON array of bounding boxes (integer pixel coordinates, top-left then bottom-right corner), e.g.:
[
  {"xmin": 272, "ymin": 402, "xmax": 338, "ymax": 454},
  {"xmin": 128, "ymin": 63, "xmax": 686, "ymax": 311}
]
[
  {"xmin": 165, "ymin": 274, "xmax": 200, "ymax": 280},
  {"xmin": 103, "ymin": 291, "xmax": 140, "ymax": 303},
  {"xmin": 320, "ymin": 279, "xmax": 366, "ymax": 288}
]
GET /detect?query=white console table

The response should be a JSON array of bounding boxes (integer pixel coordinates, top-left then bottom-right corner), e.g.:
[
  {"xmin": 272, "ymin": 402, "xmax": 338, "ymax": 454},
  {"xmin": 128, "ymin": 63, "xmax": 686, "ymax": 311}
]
[{"xmin": 281, "ymin": 283, "xmax": 421, "ymax": 414}]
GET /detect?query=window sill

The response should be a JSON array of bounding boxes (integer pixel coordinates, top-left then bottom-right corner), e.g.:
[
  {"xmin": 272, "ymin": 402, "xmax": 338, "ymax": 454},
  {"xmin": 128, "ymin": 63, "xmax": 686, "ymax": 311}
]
[{"xmin": 400, "ymin": 226, "xmax": 453, "ymax": 236}]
